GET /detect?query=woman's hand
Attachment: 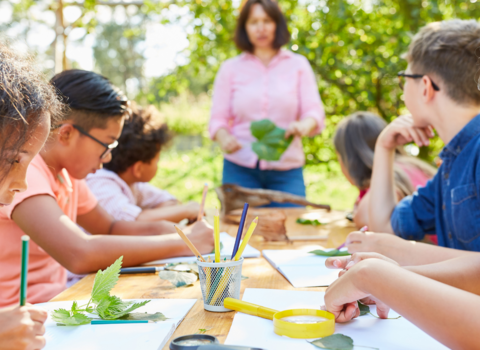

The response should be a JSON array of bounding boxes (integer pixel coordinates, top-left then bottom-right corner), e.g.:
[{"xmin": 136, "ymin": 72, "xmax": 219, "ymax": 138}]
[
  {"xmin": 377, "ymin": 115, "xmax": 435, "ymax": 150},
  {"xmin": 285, "ymin": 117, "xmax": 317, "ymax": 138},
  {"xmin": 0, "ymin": 304, "xmax": 47, "ymax": 350},
  {"xmin": 215, "ymin": 129, "xmax": 242, "ymax": 154}
]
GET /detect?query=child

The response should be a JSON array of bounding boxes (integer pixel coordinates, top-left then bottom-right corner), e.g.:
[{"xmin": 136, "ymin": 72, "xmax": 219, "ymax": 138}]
[
  {"xmin": 0, "ymin": 43, "xmax": 64, "ymax": 350},
  {"xmin": 333, "ymin": 111, "xmax": 436, "ymax": 229},
  {"xmin": 86, "ymin": 103, "xmax": 200, "ymax": 223},
  {"xmin": 362, "ymin": 19, "xmax": 480, "ymax": 256},
  {"xmin": 323, "ymin": 252, "xmax": 480, "ymax": 349},
  {"xmin": 0, "ymin": 69, "xmax": 214, "ymax": 307}
]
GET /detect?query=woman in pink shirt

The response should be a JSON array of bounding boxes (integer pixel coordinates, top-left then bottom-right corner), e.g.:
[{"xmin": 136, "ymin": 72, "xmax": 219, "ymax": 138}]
[{"xmin": 209, "ymin": 0, "xmax": 325, "ymax": 207}]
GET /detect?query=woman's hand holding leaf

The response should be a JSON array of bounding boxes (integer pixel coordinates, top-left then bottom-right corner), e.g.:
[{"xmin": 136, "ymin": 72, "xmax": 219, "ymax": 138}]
[{"xmin": 285, "ymin": 117, "xmax": 317, "ymax": 138}]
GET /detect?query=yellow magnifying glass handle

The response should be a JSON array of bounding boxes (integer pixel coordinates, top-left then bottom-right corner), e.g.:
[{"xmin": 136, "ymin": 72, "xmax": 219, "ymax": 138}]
[{"xmin": 224, "ymin": 298, "xmax": 278, "ymax": 320}]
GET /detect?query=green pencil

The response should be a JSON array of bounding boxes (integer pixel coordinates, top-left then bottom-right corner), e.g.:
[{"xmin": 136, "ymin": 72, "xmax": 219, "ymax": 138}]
[
  {"xmin": 91, "ymin": 320, "xmax": 149, "ymax": 325},
  {"xmin": 20, "ymin": 235, "xmax": 29, "ymax": 306}
]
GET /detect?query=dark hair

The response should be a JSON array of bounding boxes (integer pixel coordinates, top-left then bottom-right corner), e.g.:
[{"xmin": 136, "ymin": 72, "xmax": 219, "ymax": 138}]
[
  {"xmin": 104, "ymin": 103, "xmax": 171, "ymax": 174},
  {"xmin": 50, "ymin": 69, "xmax": 129, "ymax": 131},
  {"xmin": 333, "ymin": 111, "xmax": 436, "ymax": 194},
  {"xmin": 0, "ymin": 43, "xmax": 64, "ymax": 182},
  {"xmin": 234, "ymin": 0, "xmax": 290, "ymax": 52}
]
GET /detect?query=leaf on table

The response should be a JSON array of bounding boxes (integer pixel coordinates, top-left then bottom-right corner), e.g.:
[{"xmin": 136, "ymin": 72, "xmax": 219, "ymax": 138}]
[
  {"xmin": 96, "ymin": 295, "xmax": 150, "ymax": 320},
  {"xmin": 309, "ymin": 334, "xmax": 354, "ymax": 350},
  {"xmin": 296, "ymin": 218, "xmax": 326, "ymax": 226},
  {"xmin": 91, "ymin": 256, "xmax": 123, "ymax": 303},
  {"xmin": 119, "ymin": 312, "xmax": 168, "ymax": 322},
  {"xmin": 159, "ymin": 271, "xmax": 198, "ymax": 287},
  {"xmin": 195, "ymin": 326, "xmax": 213, "ymax": 334},
  {"xmin": 357, "ymin": 301, "xmax": 370, "ymax": 316},
  {"xmin": 309, "ymin": 249, "xmax": 350, "ymax": 257},
  {"xmin": 51, "ymin": 309, "xmax": 92, "ymax": 326},
  {"xmin": 241, "ymin": 275, "xmax": 249, "ymax": 280},
  {"xmin": 251, "ymin": 119, "xmax": 293, "ymax": 161}
]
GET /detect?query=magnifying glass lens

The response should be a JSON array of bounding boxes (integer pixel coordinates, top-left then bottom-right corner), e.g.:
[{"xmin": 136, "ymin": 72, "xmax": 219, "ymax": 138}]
[{"xmin": 280, "ymin": 315, "xmax": 328, "ymax": 324}]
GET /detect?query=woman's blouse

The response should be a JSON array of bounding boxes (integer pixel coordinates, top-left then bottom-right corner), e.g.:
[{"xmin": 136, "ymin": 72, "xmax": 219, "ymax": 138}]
[{"xmin": 209, "ymin": 50, "xmax": 325, "ymax": 171}]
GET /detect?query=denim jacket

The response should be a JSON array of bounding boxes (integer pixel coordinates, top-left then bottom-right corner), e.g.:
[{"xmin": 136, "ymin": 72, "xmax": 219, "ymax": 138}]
[{"xmin": 391, "ymin": 114, "xmax": 480, "ymax": 251}]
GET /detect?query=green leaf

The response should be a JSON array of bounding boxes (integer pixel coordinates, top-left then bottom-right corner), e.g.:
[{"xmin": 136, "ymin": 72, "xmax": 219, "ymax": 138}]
[
  {"xmin": 296, "ymin": 218, "xmax": 326, "ymax": 226},
  {"xmin": 159, "ymin": 271, "xmax": 198, "ymax": 287},
  {"xmin": 96, "ymin": 295, "xmax": 150, "ymax": 320},
  {"xmin": 358, "ymin": 301, "xmax": 370, "ymax": 316},
  {"xmin": 310, "ymin": 334, "xmax": 354, "ymax": 350},
  {"xmin": 309, "ymin": 249, "xmax": 350, "ymax": 257},
  {"xmin": 119, "ymin": 312, "xmax": 168, "ymax": 322},
  {"xmin": 251, "ymin": 119, "xmax": 293, "ymax": 161},
  {"xmin": 51, "ymin": 309, "xmax": 92, "ymax": 326},
  {"xmin": 91, "ymin": 256, "xmax": 123, "ymax": 303}
]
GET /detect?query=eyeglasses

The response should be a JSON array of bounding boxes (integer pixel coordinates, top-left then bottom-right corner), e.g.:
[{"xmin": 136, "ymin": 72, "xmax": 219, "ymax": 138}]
[
  {"xmin": 398, "ymin": 71, "xmax": 440, "ymax": 91},
  {"xmin": 70, "ymin": 124, "xmax": 118, "ymax": 160}
]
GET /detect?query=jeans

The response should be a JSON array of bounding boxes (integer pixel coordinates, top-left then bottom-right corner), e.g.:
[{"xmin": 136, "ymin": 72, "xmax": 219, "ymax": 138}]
[{"xmin": 222, "ymin": 159, "xmax": 306, "ymax": 208}]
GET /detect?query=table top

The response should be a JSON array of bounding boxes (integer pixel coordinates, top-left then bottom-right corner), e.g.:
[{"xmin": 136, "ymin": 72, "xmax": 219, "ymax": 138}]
[{"xmin": 51, "ymin": 208, "xmax": 355, "ymax": 349}]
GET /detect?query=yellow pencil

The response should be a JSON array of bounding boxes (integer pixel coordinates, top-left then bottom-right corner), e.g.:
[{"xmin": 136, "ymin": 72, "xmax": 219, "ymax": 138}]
[
  {"xmin": 214, "ymin": 208, "xmax": 220, "ymax": 263},
  {"xmin": 234, "ymin": 217, "xmax": 258, "ymax": 261},
  {"xmin": 174, "ymin": 226, "xmax": 206, "ymax": 262}
]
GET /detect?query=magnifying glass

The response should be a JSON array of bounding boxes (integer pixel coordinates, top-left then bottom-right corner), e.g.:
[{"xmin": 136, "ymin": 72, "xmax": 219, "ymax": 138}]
[{"xmin": 224, "ymin": 298, "xmax": 335, "ymax": 339}]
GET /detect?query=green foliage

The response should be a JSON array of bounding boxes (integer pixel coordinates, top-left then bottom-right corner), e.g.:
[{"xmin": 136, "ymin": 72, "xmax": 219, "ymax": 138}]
[
  {"xmin": 296, "ymin": 218, "xmax": 325, "ymax": 226},
  {"xmin": 119, "ymin": 312, "xmax": 168, "ymax": 322},
  {"xmin": 357, "ymin": 301, "xmax": 370, "ymax": 316},
  {"xmin": 310, "ymin": 334, "xmax": 354, "ymax": 350},
  {"xmin": 91, "ymin": 256, "xmax": 123, "ymax": 304},
  {"xmin": 51, "ymin": 308, "xmax": 91, "ymax": 326},
  {"xmin": 251, "ymin": 119, "xmax": 293, "ymax": 161},
  {"xmin": 309, "ymin": 249, "xmax": 350, "ymax": 257}
]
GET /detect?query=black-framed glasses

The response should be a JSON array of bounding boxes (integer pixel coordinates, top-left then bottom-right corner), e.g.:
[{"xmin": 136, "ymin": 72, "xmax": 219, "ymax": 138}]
[
  {"xmin": 398, "ymin": 71, "xmax": 440, "ymax": 91},
  {"xmin": 70, "ymin": 124, "xmax": 118, "ymax": 160}
]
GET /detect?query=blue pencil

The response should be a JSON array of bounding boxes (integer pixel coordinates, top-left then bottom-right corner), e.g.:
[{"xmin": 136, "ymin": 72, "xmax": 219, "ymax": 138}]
[{"xmin": 231, "ymin": 203, "xmax": 249, "ymax": 260}]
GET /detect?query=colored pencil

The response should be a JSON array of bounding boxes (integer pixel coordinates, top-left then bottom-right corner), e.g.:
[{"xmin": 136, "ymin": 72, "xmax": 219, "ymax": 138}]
[
  {"xmin": 119, "ymin": 267, "xmax": 164, "ymax": 274},
  {"xmin": 231, "ymin": 203, "xmax": 249, "ymax": 260},
  {"xmin": 174, "ymin": 226, "xmax": 206, "ymax": 262},
  {"xmin": 91, "ymin": 320, "xmax": 149, "ymax": 325},
  {"xmin": 234, "ymin": 217, "xmax": 258, "ymax": 261},
  {"xmin": 214, "ymin": 208, "xmax": 220, "ymax": 263},
  {"xmin": 336, "ymin": 225, "xmax": 368, "ymax": 250},
  {"xmin": 20, "ymin": 236, "xmax": 29, "ymax": 306},
  {"xmin": 197, "ymin": 183, "xmax": 208, "ymax": 222}
]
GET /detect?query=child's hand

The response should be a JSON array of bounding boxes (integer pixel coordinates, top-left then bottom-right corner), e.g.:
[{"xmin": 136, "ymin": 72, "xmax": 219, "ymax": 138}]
[
  {"xmin": 216, "ymin": 129, "xmax": 242, "ymax": 154},
  {"xmin": 345, "ymin": 230, "xmax": 403, "ymax": 256},
  {"xmin": 377, "ymin": 115, "xmax": 435, "ymax": 150},
  {"xmin": 285, "ymin": 117, "xmax": 317, "ymax": 138},
  {"xmin": 326, "ymin": 252, "xmax": 399, "ymax": 278},
  {"xmin": 0, "ymin": 304, "xmax": 47, "ymax": 350},
  {"xmin": 187, "ymin": 219, "xmax": 214, "ymax": 254},
  {"xmin": 183, "ymin": 202, "xmax": 201, "ymax": 221}
]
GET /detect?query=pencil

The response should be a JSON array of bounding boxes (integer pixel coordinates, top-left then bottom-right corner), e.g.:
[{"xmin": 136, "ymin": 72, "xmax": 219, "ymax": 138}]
[
  {"xmin": 231, "ymin": 203, "xmax": 249, "ymax": 260},
  {"xmin": 174, "ymin": 226, "xmax": 206, "ymax": 262},
  {"xmin": 91, "ymin": 320, "xmax": 149, "ymax": 325},
  {"xmin": 336, "ymin": 225, "xmax": 368, "ymax": 250},
  {"xmin": 234, "ymin": 217, "xmax": 258, "ymax": 261},
  {"xmin": 214, "ymin": 208, "xmax": 220, "ymax": 263},
  {"xmin": 20, "ymin": 235, "xmax": 29, "ymax": 306},
  {"xmin": 197, "ymin": 183, "xmax": 208, "ymax": 222}
]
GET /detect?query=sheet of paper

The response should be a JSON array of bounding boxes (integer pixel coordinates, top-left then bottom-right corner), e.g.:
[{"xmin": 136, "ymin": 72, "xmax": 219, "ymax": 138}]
[
  {"xmin": 145, "ymin": 232, "xmax": 260, "ymax": 265},
  {"xmin": 262, "ymin": 249, "xmax": 342, "ymax": 287},
  {"xmin": 225, "ymin": 288, "xmax": 448, "ymax": 350},
  {"xmin": 36, "ymin": 299, "xmax": 197, "ymax": 350}
]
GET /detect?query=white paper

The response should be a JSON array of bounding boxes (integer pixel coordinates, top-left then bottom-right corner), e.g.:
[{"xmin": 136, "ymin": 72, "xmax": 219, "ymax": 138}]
[
  {"xmin": 225, "ymin": 288, "xmax": 448, "ymax": 350},
  {"xmin": 146, "ymin": 232, "xmax": 260, "ymax": 265},
  {"xmin": 262, "ymin": 249, "xmax": 342, "ymax": 287},
  {"xmin": 36, "ymin": 299, "xmax": 197, "ymax": 350}
]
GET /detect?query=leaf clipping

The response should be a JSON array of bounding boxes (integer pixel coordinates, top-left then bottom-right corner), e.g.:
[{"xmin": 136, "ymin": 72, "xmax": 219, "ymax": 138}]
[
  {"xmin": 119, "ymin": 312, "xmax": 168, "ymax": 322},
  {"xmin": 91, "ymin": 256, "xmax": 122, "ymax": 303},
  {"xmin": 310, "ymin": 334, "xmax": 354, "ymax": 350},
  {"xmin": 357, "ymin": 301, "xmax": 370, "ymax": 316},
  {"xmin": 51, "ymin": 309, "xmax": 92, "ymax": 326},
  {"xmin": 309, "ymin": 249, "xmax": 350, "ymax": 257},
  {"xmin": 159, "ymin": 270, "xmax": 198, "ymax": 287},
  {"xmin": 296, "ymin": 218, "xmax": 325, "ymax": 226},
  {"xmin": 251, "ymin": 119, "xmax": 293, "ymax": 161}
]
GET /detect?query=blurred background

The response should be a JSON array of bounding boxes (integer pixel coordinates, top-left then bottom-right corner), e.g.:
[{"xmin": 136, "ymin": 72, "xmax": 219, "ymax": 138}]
[{"xmin": 2, "ymin": 0, "xmax": 479, "ymax": 209}]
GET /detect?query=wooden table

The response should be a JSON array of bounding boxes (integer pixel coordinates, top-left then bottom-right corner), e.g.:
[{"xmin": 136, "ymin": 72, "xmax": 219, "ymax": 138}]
[{"xmin": 51, "ymin": 208, "xmax": 355, "ymax": 349}]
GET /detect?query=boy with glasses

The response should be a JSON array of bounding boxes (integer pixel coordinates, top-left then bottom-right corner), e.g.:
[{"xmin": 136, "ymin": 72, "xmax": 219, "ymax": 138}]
[
  {"xmin": 0, "ymin": 70, "xmax": 214, "ymax": 307},
  {"xmin": 345, "ymin": 19, "xmax": 480, "ymax": 265}
]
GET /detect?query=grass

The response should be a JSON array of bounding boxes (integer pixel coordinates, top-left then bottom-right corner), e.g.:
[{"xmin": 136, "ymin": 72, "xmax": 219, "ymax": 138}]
[{"xmin": 150, "ymin": 95, "xmax": 358, "ymax": 211}]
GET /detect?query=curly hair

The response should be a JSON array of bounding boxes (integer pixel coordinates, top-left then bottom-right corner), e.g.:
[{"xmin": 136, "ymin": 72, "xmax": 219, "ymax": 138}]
[
  {"xmin": 104, "ymin": 103, "xmax": 171, "ymax": 174},
  {"xmin": 0, "ymin": 42, "xmax": 65, "ymax": 183}
]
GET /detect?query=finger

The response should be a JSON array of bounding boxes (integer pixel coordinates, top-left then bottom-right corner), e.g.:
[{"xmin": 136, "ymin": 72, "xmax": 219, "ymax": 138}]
[
  {"xmin": 325, "ymin": 256, "xmax": 350, "ymax": 269},
  {"xmin": 409, "ymin": 127, "xmax": 427, "ymax": 147},
  {"xmin": 335, "ymin": 302, "xmax": 358, "ymax": 323},
  {"xmin": 427, "ymin": 125, "xmax": 435, "ymax": 138},
  {"xmin": 376, "ymin": 301, "xmax": 391, "ymax": 319},
  {"xmin": 345, "ymin": 260, "xmax": 355, "ymax": 270},
  {"xmin": 416, "ymin": 128, "xmax": 431, "ymax": 146},
  {"xmin": 360, "ymin": 296, "xmax": 377, "ymax": 305},
  {"xmin": 346, "ymin": 232, "xmax": 365, "ymax": 245},
  {"xmin": 338, "ymin": 269, "xmax": 347, "ymax": 277},
  {"xmin": 32, "ymin": 335, "xmax": 47, "ymax": 350},
  {"xmin": 27, "ymin": 308, "xmax": 48, "ymax": 323},
  {"xmin": 33, "ymin": 321, "xmax": 46, "ymax": 336}
]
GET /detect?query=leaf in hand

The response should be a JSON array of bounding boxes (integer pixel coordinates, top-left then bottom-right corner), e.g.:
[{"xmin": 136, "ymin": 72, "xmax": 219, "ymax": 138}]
[
  {"xmin": 51, "ymin": 308, "xmax": 92, "ymax": 326},
  {"xmin": 251, "ymin": 119, "xmax": 293, "ymax": 161},
  {"xmin": 357, "ymin": 301, "xmax": 370, "ymax": 316},
  {"xmin": 296, "ymin": 218, "xmax": 325, "ymax": 226},
  {"xmin": 310, "ymin": 334, "xmax": 354, "ymax": 350},
  {"xmin": 309, "ymin": 249, "xmax": 350, "ymax": 257},
  {"xmin": 159, "ymin": 271, "xmax": 198, "ymax": 287},
  {"xmin": 119, "ymin": 312, "xmax": 168, "ymax": 322},
  {"xmin": 91, "ymin": 256, "xmax": 123, "ymax": 303}
]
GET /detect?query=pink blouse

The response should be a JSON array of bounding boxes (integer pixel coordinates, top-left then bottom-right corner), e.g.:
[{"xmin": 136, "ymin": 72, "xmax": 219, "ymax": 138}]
[{"xmin": 209, "ymin": 50, "xmax": 325, "ymax": 171}]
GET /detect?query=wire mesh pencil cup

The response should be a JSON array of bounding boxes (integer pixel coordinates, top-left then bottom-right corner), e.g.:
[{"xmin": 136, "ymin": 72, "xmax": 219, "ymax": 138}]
[{"xmin": 197, "ymin": 256, "xmax": 244, "ymax": 312}]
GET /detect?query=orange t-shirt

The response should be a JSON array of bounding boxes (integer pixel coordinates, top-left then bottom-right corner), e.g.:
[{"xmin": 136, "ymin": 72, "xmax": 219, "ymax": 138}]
[{"xmin": 0, "ymin": 155, "xmax": 97, "ymax": 307}]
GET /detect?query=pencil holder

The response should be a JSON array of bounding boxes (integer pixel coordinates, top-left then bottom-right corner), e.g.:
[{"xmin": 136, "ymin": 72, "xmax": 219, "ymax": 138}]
[{"xmin": 197, "ymin": 256, "xmax": 244, "ymax": 312}]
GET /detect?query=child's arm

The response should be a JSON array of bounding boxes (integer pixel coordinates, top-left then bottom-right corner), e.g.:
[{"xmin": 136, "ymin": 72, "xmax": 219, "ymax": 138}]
[
  {"xmin": 345, "ymin": 230, "xmax": 476, "ymax": 265},
  {"xmin": 369, "ymin": 115, "xmax": 435, "ymax": 233},
  {"xmin": 324, "ymin": 259, "xmax": 480, "ymax": 349},
  {"xmin": 137, "ymin": 202, "xmax": 201, "ymax": 223},
  {"xmin": 12, "ymin": 195, "xmax": 214, "ymax": 274}
]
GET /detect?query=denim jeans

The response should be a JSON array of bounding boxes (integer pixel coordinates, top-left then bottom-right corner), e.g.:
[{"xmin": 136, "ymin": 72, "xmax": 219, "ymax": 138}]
[{"xmin": 222, "ymin": 159, "xmax": 306, "ymax": 208}]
